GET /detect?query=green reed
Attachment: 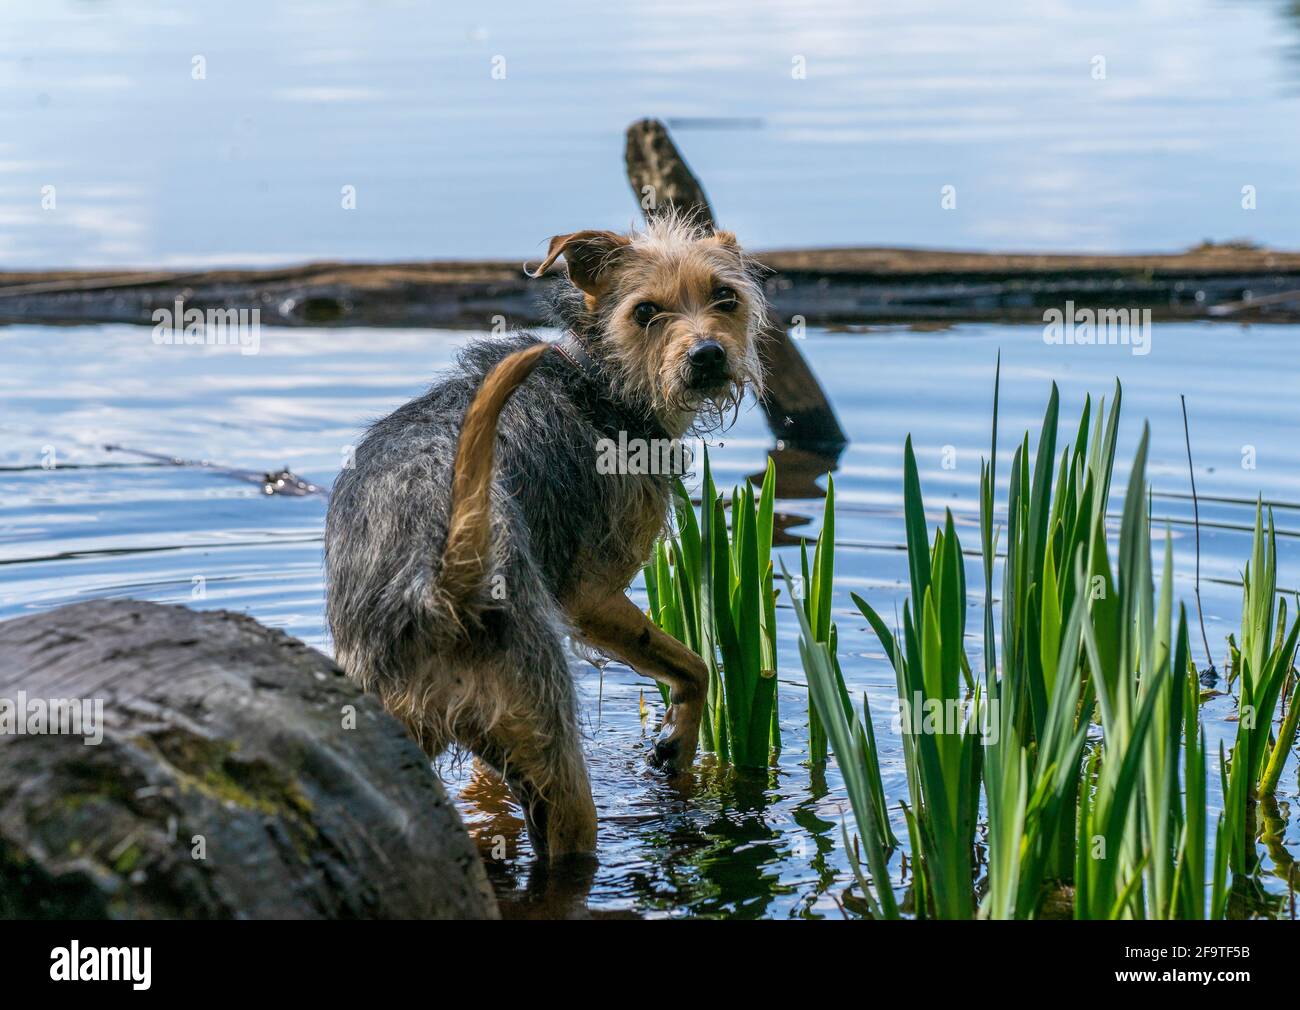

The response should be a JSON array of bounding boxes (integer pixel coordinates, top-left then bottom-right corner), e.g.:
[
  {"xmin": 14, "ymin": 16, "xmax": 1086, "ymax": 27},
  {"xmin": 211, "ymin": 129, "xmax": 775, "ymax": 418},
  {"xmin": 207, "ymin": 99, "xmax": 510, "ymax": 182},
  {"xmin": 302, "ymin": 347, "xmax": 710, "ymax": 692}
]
[
  {"xmin": 1222, "ymin": 504, "xmax": 1300, "ymax": 875},
  {"xmin": 644, "ymin": 449, "xmax": 780, "ymax": 768},
  {"xmin": 796, "ymin": 362, "xmax": 1298, "ymax": 919},
  {"xmin": 798, "ymin": 475, "xmax": 844, "ymax": 765}
]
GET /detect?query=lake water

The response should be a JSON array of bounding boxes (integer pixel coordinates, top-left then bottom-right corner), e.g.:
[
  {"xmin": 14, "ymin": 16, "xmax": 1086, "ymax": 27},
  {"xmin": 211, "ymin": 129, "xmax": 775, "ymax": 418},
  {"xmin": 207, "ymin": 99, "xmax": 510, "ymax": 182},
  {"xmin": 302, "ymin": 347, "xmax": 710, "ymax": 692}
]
[
  {"xmin": 2, "ymin": 319, "xmax": 1297, "ymax": 917},
  {"xmin": 2, "ymin": 0, "xmax": 1300, "ymax": 267}
]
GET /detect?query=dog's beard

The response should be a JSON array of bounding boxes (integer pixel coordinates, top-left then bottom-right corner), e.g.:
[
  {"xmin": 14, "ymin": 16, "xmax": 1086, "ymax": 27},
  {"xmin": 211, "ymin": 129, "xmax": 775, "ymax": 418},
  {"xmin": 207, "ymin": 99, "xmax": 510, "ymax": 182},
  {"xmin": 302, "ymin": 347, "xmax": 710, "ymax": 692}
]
[
  {"xmin": 658, "ymin": 362, "xmax": 754, "ymax": 436},
  {"xmin": 681, "ymin": 382, "xmax": 745, "ymax": 434}
]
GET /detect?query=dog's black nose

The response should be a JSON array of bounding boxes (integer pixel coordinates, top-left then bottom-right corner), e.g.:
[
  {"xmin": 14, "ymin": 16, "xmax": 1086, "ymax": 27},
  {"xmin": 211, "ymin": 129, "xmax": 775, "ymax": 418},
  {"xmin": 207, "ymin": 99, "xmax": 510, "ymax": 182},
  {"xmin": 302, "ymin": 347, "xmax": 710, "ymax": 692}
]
[{"xmin": 688, "ymin": 340, "xmax": 727, "ymax": 372}]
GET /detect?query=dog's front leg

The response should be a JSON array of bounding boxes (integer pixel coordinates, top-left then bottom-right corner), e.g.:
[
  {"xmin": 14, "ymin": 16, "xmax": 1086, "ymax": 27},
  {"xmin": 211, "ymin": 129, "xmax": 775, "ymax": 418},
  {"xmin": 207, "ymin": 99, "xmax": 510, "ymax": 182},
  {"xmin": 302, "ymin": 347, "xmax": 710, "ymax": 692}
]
[{"xmin": 572, "ymin": 594, "xmax": 707, "ymax": 773}]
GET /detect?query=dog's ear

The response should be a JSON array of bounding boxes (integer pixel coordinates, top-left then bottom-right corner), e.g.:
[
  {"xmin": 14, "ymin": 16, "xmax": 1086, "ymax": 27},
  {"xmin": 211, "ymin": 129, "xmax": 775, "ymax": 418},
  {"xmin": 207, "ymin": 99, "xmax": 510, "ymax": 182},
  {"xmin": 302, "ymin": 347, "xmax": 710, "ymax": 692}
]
[
  {"xmin": 526, "ymin": 230, "xmax": 630, "ymax": 296},
  {"xmin": 711, "ymin": 229, "xmax": 739, "ymax": 249}
]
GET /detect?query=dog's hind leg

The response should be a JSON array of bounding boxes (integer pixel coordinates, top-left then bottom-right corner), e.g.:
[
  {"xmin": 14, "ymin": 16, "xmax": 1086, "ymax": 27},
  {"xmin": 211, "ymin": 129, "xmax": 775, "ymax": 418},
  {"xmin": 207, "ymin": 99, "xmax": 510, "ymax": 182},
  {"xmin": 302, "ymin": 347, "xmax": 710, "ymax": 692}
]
[
  {"xmin": 468, "ymin": 648, "xmax": 597, "ymax": 861},
  {"xmin": 572, "ymin": 594, "xmax": 707, "ymax": 773}
]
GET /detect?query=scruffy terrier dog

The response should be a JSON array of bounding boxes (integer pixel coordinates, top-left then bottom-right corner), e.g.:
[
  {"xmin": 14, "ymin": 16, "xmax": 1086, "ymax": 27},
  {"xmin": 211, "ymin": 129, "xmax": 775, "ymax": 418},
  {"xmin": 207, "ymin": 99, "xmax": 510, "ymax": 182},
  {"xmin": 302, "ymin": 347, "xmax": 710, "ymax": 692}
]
[{"xmin": 324, "ymin": 213, "xmax": 767, "ymax": 859}]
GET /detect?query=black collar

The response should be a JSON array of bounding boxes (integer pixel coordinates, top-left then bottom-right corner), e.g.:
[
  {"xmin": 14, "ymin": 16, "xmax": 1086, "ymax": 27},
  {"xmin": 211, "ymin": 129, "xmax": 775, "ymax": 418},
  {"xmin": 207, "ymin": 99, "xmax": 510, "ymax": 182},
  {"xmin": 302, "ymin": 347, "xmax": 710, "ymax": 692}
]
[{"xmin": 552, "ymin": 333, "xmax": 601, "ymax": 384}]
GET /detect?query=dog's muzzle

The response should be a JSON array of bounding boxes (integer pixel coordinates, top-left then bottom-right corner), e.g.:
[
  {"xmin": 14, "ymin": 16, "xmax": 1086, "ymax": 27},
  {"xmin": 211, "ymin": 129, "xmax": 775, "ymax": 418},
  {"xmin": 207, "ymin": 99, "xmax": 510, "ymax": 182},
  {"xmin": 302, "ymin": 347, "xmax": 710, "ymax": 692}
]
[{"xmin": 686, "ymin": 339, "xmax": 728, "ymax": 390}]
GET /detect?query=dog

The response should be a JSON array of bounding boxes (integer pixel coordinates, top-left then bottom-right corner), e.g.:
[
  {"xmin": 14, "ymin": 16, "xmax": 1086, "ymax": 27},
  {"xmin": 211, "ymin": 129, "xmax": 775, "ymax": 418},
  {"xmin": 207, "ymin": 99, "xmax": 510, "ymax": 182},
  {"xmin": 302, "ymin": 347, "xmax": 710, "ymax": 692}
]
[{"xmin": 324, "ymin": 211, "xmax": 768, "ymax": 859}]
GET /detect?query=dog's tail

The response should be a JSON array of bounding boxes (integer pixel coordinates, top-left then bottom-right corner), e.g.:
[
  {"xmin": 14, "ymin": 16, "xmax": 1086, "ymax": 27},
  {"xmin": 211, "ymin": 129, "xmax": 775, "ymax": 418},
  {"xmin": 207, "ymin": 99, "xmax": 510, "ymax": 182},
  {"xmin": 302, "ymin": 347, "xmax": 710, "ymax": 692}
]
[{"xmin": 441, "ymin": 342, "xmax": 551, "ymax": 605}]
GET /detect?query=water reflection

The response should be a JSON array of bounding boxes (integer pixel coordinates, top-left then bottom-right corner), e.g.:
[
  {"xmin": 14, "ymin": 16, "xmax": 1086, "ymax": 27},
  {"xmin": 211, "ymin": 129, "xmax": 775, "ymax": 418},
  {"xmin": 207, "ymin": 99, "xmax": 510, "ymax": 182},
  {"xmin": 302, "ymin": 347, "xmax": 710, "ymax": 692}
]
[{"xmin": 754, "ymin": 442, "xmax": 843, "ymax": 503}]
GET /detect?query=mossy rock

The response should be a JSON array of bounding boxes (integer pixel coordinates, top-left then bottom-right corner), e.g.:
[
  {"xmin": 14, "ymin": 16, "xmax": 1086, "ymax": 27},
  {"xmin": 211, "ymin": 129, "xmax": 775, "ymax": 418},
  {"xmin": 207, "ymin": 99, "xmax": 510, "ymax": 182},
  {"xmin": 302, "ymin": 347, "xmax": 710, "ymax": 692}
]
[{"xmin": 0, "ymin": 600, "xmax": 496, "ymax": 919}]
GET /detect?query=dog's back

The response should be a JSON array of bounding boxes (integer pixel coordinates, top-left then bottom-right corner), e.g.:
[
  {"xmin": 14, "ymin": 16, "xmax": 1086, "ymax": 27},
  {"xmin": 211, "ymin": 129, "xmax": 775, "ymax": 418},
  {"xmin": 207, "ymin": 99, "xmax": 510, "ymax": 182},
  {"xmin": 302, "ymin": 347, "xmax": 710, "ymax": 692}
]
[{"xmin": 325, "ymin": 333, "xmax": 670, "ymax": 715}]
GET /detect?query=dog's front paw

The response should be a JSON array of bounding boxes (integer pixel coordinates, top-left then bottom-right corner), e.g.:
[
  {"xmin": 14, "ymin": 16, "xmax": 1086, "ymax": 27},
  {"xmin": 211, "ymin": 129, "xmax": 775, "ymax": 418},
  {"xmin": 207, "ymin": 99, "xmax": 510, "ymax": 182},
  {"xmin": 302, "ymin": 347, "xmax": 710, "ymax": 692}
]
[{"xmin": 649, "ymin": 704, "xmax": 699, "ymax": 774}]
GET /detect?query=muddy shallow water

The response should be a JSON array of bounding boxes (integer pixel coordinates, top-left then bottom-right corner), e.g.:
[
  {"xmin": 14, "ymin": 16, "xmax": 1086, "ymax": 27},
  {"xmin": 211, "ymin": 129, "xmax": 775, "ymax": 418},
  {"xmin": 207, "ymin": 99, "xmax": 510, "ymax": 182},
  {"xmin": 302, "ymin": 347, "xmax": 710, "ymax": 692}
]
[{"xmin": 2, "ymin": 321, "xmax": 1298, "ymax": 917}]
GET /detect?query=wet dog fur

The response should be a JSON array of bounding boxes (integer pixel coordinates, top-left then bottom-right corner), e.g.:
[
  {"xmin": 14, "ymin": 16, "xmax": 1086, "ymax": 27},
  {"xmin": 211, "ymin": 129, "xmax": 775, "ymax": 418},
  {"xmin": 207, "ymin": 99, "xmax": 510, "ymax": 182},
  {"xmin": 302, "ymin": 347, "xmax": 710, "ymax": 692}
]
[{"xmin": 324, "ymin": 211, "xmax": 768, "ymax": 859}]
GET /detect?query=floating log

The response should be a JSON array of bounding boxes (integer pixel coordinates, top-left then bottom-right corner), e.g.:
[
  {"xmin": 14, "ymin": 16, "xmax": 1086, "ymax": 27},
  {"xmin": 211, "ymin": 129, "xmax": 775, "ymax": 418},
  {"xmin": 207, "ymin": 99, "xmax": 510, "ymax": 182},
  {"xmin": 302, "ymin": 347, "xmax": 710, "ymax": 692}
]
[
  {"xmin": 5, "ymin": 244, "xmax": 1298, "ymax": 329},
  {"xmin": 0, "ymin": 600, "xmax": 497, "ymax": 919},
  {"xmin": 0, "ymin": 260, "xmax": 535, "ymax": 328}
]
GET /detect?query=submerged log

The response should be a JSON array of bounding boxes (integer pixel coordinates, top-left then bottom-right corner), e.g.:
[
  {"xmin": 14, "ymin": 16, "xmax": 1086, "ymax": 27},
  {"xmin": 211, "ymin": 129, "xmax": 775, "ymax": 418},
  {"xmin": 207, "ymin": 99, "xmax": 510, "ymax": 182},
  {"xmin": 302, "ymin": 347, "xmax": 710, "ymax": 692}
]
[{"xmin": 0, "ymin": 599, "xmax": 497, "ymax": 919}]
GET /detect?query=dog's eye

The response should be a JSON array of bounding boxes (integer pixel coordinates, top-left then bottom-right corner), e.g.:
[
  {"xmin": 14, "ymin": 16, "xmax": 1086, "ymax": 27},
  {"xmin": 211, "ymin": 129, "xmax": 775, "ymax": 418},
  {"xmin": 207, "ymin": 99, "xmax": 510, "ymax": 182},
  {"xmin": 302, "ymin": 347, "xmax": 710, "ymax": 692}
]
[
  {"xmin": 713, "ymin": 286, "xmax": 739, "ymax": 311},
  {"xmin": 632, "ymin": 302, "xmax": 660, "ymax": 326}
]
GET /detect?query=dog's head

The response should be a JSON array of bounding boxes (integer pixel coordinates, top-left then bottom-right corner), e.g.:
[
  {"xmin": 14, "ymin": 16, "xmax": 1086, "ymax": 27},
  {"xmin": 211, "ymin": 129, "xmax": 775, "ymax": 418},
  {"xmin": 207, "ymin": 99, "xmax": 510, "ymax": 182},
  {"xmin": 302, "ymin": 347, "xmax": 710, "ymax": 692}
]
[{"xmin": 530, "ymin": 211, "xmax": 768, "ymax": 433}]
